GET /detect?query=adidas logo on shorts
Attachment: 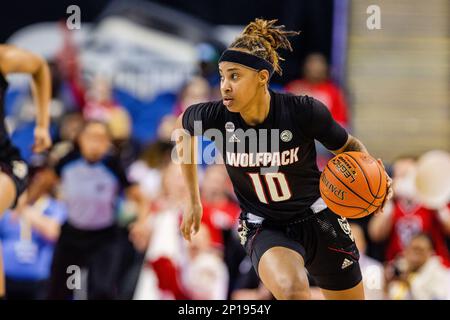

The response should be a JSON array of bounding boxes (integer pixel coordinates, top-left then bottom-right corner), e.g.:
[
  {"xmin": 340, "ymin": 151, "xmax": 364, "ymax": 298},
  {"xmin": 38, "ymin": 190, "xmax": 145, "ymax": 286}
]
[{"xmin": 341, "ymin": 258, "xmax": 354, "ymax": 269}]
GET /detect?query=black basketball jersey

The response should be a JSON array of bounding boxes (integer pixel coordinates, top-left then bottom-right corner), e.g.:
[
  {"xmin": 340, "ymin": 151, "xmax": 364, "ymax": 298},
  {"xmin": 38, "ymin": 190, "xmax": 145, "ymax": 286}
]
[
  {"xmin": 182, "ymin": 90, "xmax": 348, "ymax": 221},
  {"xmin": 0, "ymin": 71, "xmax": 21, "ymax": 161}
]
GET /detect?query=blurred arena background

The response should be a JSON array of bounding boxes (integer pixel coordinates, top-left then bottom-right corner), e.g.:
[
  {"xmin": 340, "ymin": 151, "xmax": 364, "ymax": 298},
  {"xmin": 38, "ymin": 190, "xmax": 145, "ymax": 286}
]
[{"xmin": 0, "ymin": 0, "xmax": 449, "ymax": 300}]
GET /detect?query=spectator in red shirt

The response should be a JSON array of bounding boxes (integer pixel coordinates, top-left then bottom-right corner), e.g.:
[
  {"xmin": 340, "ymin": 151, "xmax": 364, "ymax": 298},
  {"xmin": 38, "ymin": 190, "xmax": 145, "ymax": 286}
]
[
  {"xmin": 368, "ymin": 156, "xmax": 450, "ymax": 266},
  {"xmin": 284, "ymin": 53, "xmax": 349, "ymax": 128}
]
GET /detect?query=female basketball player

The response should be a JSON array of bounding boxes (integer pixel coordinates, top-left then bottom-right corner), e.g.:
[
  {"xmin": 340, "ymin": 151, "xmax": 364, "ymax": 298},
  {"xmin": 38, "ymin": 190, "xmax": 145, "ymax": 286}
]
[
  {"xmin": 0, "ymin": 45, "xmax": 52, "ymax": 298},
  {"xmin": 175, "ymin": 19, "xmax": 393, "ymax": 300}
]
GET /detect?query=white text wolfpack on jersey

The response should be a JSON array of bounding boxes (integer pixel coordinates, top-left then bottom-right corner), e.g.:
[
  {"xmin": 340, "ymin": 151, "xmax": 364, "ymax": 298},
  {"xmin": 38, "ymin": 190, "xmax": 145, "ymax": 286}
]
[{"xmin": 226, "ymin": 147, "xmax": 300, "ymax": 167}]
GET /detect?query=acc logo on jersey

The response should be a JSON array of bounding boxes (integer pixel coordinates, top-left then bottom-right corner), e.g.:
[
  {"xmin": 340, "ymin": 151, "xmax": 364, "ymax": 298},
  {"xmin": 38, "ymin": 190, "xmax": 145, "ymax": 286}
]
[
  {"xmin": 12, "ymin": 160, "xmax": 28, "ymax": 179},
  {"xmin": 280, "ymin": 130, "xmax": 293, "ymax": 142},
  {"xmin": 225, "ymin": 122, "xmax": 235, "ymax": 133}
]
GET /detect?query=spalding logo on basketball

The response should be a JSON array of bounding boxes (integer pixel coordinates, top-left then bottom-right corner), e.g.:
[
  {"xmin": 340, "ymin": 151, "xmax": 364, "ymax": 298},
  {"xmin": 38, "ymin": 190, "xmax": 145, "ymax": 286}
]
[{"xmin": 319, "ymin": 152, "xmax": 387, "ymax": 219}]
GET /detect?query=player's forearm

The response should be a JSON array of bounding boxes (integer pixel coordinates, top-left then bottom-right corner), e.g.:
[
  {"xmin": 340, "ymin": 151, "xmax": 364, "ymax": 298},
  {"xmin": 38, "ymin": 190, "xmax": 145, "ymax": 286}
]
[
  {"xmin": 182, "ymin": 165, "xmax": 201, "ymax": 205},
  {"xmin": 180, "ymin": 141, "xmax": 202, "ymax": 205},
  {"xmin": 175, "ymin": 115, "xmax": 202, "ymax": 205},
  {"xmin": 0, "ymin": 46, "xmax": 51, "ymax": 128},
  {"xmin": 333, "ymin": 134, "xmax": 369, "ymax": 155},
  {"xmin": 31, "ymin": 61, "xmax": 51, "ymax": 129}
]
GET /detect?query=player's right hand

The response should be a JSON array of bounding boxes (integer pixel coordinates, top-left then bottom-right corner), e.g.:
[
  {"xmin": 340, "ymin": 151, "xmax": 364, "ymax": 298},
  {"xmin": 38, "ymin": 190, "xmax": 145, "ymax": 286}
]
[
  {"xmin": 374, "ymin": 158, "xmax": 394, "ymax": 215},
  {"xmin": 180, "ymin": 202, "xmax": 203, "ymax": 241}
]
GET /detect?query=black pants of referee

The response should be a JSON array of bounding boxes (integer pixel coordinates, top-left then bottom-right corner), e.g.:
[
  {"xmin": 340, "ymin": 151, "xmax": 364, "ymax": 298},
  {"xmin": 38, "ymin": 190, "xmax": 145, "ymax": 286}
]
[
  {"xmin": 5, "ymin": 278, "xmax": 48, "ymax": 300},
  {"xmin": 47, "ymin": 223, "xmax": 122, "ymax": 300}
]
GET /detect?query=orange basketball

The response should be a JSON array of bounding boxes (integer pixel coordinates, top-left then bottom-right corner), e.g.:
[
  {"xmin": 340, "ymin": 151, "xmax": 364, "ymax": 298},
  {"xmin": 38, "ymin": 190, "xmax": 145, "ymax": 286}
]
[{"xmin": 319, "ymin": 152, "xmax": 387, "ymax": 219}]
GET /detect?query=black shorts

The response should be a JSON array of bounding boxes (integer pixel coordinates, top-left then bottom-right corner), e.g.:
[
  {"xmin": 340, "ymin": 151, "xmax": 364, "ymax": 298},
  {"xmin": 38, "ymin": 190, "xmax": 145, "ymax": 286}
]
[
  {"xmin": 238, "ymin": 208, "xmax": 362, "ymax": 291},
  {"xmin": 0, "ymin": 157, "xmax": 29, "ymax": 208}
]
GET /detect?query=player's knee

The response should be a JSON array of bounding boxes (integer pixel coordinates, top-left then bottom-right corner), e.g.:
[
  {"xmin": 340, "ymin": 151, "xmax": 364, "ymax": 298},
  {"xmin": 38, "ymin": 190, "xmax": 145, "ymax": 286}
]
[{"xmin": 276, "ymin": 276, "xmax": 311, "ymax": 300}]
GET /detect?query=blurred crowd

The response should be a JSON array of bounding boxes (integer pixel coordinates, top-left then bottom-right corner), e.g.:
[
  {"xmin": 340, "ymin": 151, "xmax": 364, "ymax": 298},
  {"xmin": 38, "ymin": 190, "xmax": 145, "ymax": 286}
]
[{"xmin": 1, "ymin": 44, "xmax": 449, "ymax": 300}]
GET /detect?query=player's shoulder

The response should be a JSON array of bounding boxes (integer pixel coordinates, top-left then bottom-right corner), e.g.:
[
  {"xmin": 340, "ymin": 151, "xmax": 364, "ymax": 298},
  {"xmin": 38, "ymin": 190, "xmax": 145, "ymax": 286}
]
[
  {"xmin": 273, "ymin": 90, "xmax": 317, "ymax": 106},
  {"xmin": 272, "ymin": 91, "xmax": 320, "ymax": 115},
  {"xmin": 183, "ymin": 99, "xmax": 227, "ymax": 126}
]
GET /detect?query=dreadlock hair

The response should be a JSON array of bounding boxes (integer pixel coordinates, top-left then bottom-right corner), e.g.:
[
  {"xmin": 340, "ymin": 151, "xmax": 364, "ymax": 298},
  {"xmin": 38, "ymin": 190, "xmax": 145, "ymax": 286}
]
[{"xmin": 229, "ymin": 18, "xmax": 299, "ymax": 75}]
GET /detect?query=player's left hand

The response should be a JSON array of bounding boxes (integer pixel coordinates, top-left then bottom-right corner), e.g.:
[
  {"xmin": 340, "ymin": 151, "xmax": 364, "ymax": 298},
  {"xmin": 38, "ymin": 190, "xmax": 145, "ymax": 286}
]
[
  {"xmin": 180, "ymin": 202, "xmax": 203, "ymax": 242},
  {"xmin": 33, "ymin": 126, "xmax": 52, "ymax": 153},
  {"xmin": 373, "ymin": 159, "xmax": 393, "ymax": 215}
]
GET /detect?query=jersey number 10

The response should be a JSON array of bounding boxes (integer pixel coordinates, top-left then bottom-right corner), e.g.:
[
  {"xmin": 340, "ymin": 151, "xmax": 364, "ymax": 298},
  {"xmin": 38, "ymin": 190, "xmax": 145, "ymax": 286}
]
[{"xmin": 248, "ymin": 173, "xmax": 292, "ymax": 204}]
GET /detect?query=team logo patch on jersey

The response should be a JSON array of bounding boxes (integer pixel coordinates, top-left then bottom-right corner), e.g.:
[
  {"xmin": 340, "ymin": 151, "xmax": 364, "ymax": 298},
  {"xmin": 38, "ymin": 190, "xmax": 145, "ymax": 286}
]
[
  {"xmin": 12, "ymin": 160, "xmax": 28, "ymax": 179},
  {"xmin": 225, "ymin": 122, "xmax": 235, "ymax": 132},
  {"xmin": 338, "ymin": 217, "xmax": 354, "ymax": 242},
  {"xmin": 280, "ymin": 130, "xmax": 293, "ymax": 142}
]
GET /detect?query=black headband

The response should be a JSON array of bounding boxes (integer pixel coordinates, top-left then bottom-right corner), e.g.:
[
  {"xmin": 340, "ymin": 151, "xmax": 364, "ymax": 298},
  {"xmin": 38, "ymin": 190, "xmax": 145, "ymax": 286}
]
[{"xmin": 218, "ymin": 49, "xmax": 274, "ymax": 76}]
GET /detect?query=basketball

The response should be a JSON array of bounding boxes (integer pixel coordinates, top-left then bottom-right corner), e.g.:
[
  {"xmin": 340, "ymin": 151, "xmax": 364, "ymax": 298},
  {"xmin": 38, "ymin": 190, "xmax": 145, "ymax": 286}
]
[{"xmin": 319, "ymin": 152, "xmax": 387, "ymax": 219}]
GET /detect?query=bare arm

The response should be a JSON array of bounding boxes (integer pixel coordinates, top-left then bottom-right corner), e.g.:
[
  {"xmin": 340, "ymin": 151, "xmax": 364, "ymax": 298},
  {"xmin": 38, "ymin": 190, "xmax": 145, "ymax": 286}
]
[
  {"xmin": 0, "ymin": 45, "xmax": 52, "ymax": 151},
  {"xmin": 175, "ymin": 114, "xmax": 202, "ymax": 241},
  {"xmin": 331, "ymin": 134, "xmax": 369, "ymax": 155}
]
